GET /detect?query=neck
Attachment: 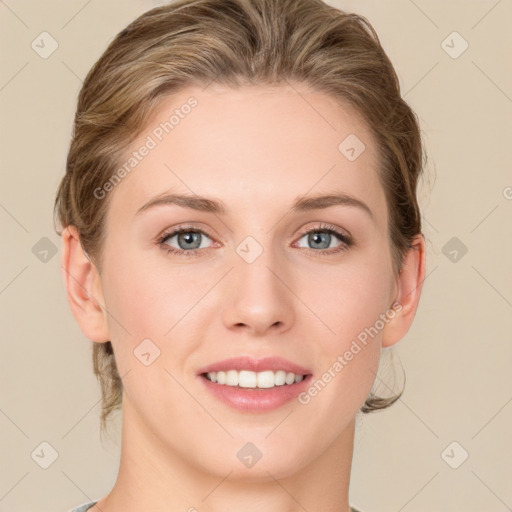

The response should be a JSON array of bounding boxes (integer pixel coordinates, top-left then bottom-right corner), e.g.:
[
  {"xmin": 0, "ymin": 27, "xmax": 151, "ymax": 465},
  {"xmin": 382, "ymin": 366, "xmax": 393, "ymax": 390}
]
[{"xmin": 97, "ymin": 400, "xmax": 356, "ymax": 512}]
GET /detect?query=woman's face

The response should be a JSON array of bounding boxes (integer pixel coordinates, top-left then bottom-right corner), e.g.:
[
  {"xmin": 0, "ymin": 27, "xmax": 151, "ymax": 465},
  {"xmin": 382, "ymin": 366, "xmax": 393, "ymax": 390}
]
[{"xmin": 96, "ymin": 83, "xmax": 401, "ymax": 479}]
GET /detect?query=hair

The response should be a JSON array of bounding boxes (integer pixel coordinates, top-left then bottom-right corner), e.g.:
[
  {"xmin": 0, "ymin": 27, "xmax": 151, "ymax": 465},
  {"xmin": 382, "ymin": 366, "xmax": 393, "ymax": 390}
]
[{"xmin": 54, "ymin": 0, "xmax": 427, "ymax": 436}]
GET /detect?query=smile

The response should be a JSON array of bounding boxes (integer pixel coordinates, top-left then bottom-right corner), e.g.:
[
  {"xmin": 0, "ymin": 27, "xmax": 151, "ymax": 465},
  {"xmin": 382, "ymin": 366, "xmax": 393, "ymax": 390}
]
[{"xmin": 203, "ymin": 369, "xmax": 306, "ymax": 388}]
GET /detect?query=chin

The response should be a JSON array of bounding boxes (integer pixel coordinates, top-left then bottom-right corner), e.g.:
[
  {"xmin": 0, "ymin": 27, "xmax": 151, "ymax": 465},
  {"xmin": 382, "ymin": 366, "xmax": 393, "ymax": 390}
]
[{"xmin": 194, "ymin": 436, "xmax": 315, "ymax": 482}]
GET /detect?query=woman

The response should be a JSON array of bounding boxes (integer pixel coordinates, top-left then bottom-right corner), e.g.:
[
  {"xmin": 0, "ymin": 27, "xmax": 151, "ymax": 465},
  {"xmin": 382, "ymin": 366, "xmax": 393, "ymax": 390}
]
[{"xmin": 55, "ymin": 0, "xmax": 427, "ymax": 510}]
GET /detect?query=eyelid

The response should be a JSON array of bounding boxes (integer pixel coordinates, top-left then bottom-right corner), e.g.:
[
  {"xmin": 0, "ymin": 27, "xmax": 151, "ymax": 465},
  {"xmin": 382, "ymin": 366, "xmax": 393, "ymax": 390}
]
[{"xmin": 299, "ymin": 223, "xmax": 352, "ymax": 242}]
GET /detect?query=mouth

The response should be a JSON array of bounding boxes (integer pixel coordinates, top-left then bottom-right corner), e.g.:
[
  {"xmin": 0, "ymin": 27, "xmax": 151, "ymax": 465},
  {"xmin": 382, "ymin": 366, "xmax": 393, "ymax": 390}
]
[
  {"xmin": 200, "ymin": 369, "xmax": 310, "ymax": 389},
  {"xmin": 196, "ymin": 356, "xmax": 313, "ymax": 412}
]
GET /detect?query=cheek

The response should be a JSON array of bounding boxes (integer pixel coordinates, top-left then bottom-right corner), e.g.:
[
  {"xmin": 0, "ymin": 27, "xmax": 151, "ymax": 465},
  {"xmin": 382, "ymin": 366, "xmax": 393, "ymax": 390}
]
[
  {"xmin": 99, "ymin": 251, "xmax": 215, "ymax": 388},
  {"xmin": 305, "ymin": 254, "xmax": 393, "ymax": 340},
  {"xmin": 98, "ymin": 257, "xmax": 199, "ymax": 403},
  {"xmin": 102, "ymin": 249, "xmax": 203, "ymax": 336},
  {"xmin": 298, "ymin": 273, "xmax": 387, "ymax": 436},
  {"xmin": 304, "ymin": 255, "xmax": 392, "ymax": 397}
]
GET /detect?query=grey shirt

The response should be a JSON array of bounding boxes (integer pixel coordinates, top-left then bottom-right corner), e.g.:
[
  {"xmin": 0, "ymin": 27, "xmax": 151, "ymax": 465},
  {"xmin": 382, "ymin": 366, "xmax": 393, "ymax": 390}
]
[
  {"xmin": 70, "ymin": 502, "xmax": 363, "ymax": 512},
  {"xmin": 70, "ymin": 503, "xmax": 96, "ymax": 512}
]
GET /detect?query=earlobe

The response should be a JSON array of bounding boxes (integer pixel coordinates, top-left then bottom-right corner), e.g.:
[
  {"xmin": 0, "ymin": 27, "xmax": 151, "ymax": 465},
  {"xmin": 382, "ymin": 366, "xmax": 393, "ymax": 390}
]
[
  {"xmin": 60, "ymin": 225, "xmax": 110, "ymax": 343},
  {"xmin": 381, "ymin": 234, "xmax": 426, "ymax": 348}
]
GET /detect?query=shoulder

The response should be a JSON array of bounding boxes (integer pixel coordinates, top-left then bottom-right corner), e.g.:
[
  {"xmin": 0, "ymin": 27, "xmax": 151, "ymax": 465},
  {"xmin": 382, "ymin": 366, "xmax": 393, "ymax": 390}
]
[{"xmin": 69, "ymin": 501, "xmax": 97, "ymax": 512}]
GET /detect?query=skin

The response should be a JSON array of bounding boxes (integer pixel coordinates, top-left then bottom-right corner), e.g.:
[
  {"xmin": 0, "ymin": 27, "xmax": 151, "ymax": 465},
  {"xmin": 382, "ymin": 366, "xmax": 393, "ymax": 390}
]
[{"xmin": 61, "ymin": 83, "xmax": 425, "ymax": 512}]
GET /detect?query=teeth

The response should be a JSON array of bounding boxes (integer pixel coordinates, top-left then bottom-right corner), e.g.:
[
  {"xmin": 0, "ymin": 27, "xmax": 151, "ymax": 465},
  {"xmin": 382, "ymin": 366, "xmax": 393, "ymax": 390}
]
[{"xmin": 205, "ymin": 370, "xmax": 305, "ymax": 388}]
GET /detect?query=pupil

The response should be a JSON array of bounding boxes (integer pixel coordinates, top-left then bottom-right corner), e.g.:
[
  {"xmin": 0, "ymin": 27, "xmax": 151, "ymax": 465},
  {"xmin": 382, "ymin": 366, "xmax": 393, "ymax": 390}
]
[
  {"xmin": 180, "ymin": 231, "xmax": 200, "ymax": 249},
  {"xmin": 311, "ymin": 232, "xmax": 329, "ymax": 249}
]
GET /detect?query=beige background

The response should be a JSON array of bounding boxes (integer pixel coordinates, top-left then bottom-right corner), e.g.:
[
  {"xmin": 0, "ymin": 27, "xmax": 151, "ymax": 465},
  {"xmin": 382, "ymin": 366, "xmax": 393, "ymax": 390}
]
[{"xmin": 1, "ymin": 1, "xmax": 511, "ymax": 511}]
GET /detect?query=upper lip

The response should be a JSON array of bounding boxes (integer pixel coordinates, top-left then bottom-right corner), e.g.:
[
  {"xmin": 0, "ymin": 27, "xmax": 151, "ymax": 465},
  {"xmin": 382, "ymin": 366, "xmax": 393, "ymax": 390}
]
[{"xmin": 197, "ymin": 356, "xmax": 312, "ymax": 376}]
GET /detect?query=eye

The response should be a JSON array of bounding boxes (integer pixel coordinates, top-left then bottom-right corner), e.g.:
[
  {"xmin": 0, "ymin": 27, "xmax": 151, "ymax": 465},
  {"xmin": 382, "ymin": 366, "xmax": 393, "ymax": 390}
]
[
  {"xmin": 156, "ymin": 222, "xmax": 353, "ymax": 258},
  {"xmin": 157, "ymin": 225, "xmax": 214, "ymax": 257},
  {"xmin": 294, "ymin": 223, "xmax": 353, "ymax": 255}
]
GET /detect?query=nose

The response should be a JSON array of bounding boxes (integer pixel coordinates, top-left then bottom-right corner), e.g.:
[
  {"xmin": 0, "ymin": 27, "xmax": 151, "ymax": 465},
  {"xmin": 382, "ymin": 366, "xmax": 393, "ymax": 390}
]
[{"xmin": 221, "ymin": 247, "xmax": 295, "ymax": 337}]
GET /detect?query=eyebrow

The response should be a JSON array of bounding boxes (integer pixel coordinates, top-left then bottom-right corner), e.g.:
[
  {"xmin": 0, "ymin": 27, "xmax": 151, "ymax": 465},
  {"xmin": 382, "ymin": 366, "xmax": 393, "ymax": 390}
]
[{"xmin": 135, "ymin": 190, "xmax": 374, "ymax": 221}]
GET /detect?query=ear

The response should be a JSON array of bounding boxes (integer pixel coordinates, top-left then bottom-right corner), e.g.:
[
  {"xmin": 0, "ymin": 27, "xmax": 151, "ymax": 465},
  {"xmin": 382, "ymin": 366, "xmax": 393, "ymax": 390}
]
[
  {"xmin": 381, "ymin": 234, "xmax": 426, "ymax": 348},
  {"xmin": 60, "ymin": 225, "xmax": 110, "ymax": 343}
]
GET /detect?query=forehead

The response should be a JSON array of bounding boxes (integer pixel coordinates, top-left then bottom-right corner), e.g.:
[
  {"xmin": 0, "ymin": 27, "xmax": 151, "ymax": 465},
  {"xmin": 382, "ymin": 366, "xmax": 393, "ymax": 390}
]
[{"xmin": 106, "ymin": 83, "xmax": 387, "ymax": 227}]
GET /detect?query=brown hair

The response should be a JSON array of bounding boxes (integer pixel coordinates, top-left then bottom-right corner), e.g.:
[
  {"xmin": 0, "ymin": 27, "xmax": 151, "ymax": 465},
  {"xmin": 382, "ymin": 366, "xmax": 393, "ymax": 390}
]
[{"xmin": 54, "ymin": 0, "xmax": 427, "ymax": 435}]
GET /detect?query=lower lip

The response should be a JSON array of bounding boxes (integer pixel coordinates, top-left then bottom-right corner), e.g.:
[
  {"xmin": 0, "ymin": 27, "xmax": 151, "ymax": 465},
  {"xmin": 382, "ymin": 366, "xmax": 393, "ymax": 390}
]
[{"xmin": 198, "ymin": 374, "xmax": 313, "ymax": 412}]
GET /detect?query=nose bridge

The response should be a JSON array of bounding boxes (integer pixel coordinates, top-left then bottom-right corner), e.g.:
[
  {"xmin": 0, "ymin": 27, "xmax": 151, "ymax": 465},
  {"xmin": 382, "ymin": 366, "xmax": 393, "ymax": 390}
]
[{"xmin": 223, "ymin": 231, "xmax": 293, "ymax": 333}]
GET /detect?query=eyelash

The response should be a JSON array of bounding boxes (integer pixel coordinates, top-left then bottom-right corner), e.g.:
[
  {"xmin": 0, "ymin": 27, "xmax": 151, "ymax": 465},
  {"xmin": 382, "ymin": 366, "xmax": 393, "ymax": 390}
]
[{"xmin": 156, "ymin": 223, "xmax": 353, "ymax": 258}]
